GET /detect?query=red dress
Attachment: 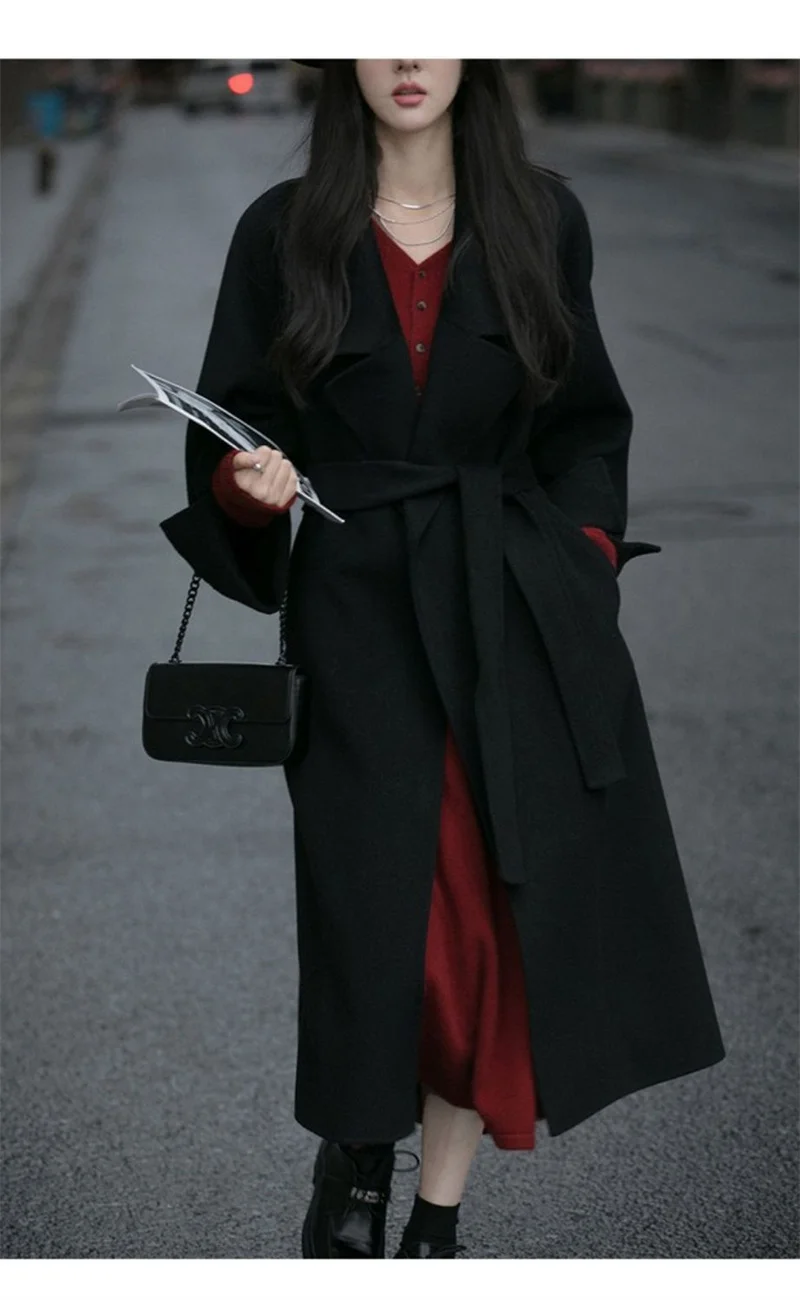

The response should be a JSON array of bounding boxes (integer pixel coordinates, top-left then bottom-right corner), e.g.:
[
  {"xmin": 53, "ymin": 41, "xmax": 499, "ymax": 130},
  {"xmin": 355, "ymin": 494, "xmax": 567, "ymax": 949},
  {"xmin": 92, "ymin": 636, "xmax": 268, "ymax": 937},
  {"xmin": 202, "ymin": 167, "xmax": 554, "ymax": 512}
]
[{"xmin": 210, "ymin": 217, "xmax": 618, "ymax": 1151}]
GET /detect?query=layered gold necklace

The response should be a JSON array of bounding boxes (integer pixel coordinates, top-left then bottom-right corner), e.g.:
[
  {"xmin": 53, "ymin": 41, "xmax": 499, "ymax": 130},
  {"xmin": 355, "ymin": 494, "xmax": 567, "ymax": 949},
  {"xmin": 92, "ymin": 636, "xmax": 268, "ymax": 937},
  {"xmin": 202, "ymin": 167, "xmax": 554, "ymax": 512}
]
[{"xmin": 371, "ymin": 190, "xmax": 456, "ymax": 247}]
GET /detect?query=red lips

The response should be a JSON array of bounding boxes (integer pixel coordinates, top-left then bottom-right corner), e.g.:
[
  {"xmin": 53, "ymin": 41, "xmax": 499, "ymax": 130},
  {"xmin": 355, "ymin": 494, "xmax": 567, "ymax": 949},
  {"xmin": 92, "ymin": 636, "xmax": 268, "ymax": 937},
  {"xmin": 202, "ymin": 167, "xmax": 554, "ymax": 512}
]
[{"xmin": 393, "ymin": 81, "xmax": 426, "ymax": 96}]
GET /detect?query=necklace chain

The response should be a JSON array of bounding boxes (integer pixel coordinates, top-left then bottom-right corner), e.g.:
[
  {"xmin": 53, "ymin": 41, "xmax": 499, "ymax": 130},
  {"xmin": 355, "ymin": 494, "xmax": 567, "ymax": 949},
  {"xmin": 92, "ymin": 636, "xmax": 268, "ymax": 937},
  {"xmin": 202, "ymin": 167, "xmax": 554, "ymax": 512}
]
[
  {"xmin": 373, "ymin": 197, "xmax": 455, "ymax": 227},
  {"xmin": 372, "ymin": 207, "xmax": 454, "ymax": 247},
  {"xmin": 371, "ymin": 189, "xmax": 456, "ymax": 248},
  {"xmin": 376, "ymin": 191, "xmax": 455, "ymax": 210}
]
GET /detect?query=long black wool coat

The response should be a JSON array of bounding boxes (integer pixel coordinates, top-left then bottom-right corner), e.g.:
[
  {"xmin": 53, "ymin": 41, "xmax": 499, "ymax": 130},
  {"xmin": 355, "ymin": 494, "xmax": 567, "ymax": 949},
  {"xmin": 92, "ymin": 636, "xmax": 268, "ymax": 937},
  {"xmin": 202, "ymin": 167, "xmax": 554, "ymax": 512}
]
[{"xmin": 159, "ymin": 170, "xmax": 727, "ymax": 1143}]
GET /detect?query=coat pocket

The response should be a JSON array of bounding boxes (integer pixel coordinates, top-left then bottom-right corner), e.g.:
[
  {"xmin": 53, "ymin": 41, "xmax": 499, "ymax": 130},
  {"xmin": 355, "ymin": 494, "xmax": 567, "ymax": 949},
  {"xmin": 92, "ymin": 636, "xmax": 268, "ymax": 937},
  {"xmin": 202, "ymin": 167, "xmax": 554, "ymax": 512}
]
[
  {"xmin": 538, "ymin": 457, "xmax": 662, "ymax": 574},
  {"xmin": 541, "ymin": 490, "xmax": 662, "ymax": 579}
]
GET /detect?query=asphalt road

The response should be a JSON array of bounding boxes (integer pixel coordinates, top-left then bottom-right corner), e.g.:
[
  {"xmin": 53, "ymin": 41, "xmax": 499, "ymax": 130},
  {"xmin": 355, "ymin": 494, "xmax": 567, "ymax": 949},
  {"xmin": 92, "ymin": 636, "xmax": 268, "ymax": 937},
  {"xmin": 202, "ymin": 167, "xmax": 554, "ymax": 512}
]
[{"xmin": 1, "ymin": 106, "xmax": 797, "ymax": 1259}]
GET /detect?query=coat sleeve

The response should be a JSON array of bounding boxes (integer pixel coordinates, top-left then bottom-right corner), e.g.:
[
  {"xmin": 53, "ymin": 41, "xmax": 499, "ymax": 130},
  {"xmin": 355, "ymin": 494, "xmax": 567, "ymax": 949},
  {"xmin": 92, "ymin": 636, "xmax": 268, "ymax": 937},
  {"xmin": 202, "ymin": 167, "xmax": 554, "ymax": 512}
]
[
  {"xmin": 528, "ymin": 183, "xmax": 661, "ymax": 573},
  {"xmin": 158, "ymin": 191, "xmax": 302, "ymax": 615}
]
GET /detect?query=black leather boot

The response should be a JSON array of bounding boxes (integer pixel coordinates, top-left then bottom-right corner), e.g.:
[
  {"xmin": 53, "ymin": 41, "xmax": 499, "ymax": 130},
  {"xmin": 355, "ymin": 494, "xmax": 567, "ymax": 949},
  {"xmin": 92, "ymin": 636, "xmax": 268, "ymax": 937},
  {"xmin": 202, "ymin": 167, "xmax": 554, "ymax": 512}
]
[{"xmin": 301, "ymin": 1139, "xmax": 396, "ymax": 1258}]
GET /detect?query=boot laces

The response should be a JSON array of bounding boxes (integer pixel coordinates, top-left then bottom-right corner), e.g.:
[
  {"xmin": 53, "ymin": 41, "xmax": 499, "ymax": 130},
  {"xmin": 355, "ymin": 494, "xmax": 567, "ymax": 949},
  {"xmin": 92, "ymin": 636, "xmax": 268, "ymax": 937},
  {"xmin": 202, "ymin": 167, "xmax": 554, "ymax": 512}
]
[{"xmin": 346, "ymin": 1146, "xmax": 419, "ymax": 1209}]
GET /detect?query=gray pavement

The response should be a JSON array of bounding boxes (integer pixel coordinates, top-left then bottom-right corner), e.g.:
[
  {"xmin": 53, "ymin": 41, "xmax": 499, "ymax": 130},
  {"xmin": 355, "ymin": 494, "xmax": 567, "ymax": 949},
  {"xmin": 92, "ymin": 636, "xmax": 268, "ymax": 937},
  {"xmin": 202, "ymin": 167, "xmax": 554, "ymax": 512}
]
[
  {"xmin": 1, "ymin": 106, "xmax": 797, "ymax": 1259},
  {"xmin": 524, "ymin": 112, "xmax": 799, "ymax": 192}
]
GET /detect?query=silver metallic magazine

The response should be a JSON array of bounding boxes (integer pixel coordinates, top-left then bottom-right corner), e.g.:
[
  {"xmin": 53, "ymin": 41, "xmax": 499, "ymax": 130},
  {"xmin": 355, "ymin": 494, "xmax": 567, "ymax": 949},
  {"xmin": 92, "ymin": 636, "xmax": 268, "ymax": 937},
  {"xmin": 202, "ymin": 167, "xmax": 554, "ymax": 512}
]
[{"xmin": 118, "ymin": 364, "xmax": 344, "ymax": 524}]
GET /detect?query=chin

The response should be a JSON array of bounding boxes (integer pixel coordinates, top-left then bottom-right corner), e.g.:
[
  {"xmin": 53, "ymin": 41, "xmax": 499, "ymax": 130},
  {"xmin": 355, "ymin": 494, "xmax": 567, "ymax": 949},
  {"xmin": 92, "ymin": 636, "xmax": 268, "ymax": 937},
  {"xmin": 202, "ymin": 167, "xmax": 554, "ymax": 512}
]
[{"xmin": 382, "ymin": 105, "xmax": 438, "ymax": 132}]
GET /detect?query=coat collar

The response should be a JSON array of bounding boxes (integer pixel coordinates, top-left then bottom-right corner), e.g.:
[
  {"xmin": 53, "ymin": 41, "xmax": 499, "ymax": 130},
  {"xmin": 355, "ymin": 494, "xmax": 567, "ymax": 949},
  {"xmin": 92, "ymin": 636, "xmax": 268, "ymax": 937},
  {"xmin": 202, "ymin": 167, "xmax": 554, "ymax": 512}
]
[{"xmin": 320, "ymin": 187, "xmax": 524, "ymax": 462}]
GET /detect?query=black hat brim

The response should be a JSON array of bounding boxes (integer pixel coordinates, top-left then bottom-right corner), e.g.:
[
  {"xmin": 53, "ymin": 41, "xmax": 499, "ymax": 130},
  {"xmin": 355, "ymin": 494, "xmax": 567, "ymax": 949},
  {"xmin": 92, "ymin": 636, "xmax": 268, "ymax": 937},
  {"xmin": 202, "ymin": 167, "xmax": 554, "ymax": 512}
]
[{"xmin": 292, "ymin": 60, "xmax": 326, "ymax": 69}]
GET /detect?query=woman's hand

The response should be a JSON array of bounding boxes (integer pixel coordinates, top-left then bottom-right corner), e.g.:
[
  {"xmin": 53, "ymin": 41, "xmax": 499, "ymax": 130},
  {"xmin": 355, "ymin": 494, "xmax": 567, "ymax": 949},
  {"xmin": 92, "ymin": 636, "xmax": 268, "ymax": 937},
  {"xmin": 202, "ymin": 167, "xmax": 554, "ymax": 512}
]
[{"xmin": 231, "ymin": 447, "xmax": 299, "ymax": 510}]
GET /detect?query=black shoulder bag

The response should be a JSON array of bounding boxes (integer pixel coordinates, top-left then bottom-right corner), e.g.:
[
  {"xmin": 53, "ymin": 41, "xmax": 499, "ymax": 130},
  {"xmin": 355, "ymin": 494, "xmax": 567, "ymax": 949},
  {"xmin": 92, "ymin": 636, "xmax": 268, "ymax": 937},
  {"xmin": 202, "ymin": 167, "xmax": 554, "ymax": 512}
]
[{"xmin": 142, "ymin": 573, "xmax": 307, "ymax": 766}]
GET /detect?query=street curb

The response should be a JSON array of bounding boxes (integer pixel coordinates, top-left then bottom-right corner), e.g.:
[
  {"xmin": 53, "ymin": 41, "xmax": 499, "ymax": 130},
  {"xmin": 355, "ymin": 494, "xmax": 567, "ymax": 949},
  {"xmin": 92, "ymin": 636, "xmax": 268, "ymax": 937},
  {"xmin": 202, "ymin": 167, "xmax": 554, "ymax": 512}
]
[
  {"xmin": 0, "ymin": 125, "xmax": 120, "ymax": 566},
  {"xmin": 0, "ymin": 131, "xmax": 115, "ymax": 368}
]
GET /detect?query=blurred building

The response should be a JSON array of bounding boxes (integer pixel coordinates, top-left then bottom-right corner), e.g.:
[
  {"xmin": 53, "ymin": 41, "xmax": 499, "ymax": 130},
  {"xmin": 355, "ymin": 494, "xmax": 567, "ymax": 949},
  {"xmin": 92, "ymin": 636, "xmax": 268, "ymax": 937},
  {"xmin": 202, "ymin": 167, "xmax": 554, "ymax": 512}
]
[
  {"xmin": 1, "ymin": 61, "xmax": 55, "ymax": 145},
  {"xmin": 1, "ymin": 60, "xmax": 131, "ymax": 145},
  {"xmin": 727, "ymin": 60, "xmax": 799, "ymax": 147},
  {"xmin": 525, "ymin": 59, "xmax": 798, "ymax": 150},
  {"xmin": 131, "ymin": 60, "xmax": 193, "ymax": 105}
]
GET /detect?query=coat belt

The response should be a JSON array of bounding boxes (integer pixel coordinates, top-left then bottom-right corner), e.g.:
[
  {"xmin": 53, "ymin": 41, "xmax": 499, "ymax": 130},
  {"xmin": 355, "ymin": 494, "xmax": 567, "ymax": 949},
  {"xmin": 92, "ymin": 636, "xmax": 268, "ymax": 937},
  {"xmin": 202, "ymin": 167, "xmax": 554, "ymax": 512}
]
[{"xmin": 305, "ymin": 458, "xmax": 627, "ymax": 885}]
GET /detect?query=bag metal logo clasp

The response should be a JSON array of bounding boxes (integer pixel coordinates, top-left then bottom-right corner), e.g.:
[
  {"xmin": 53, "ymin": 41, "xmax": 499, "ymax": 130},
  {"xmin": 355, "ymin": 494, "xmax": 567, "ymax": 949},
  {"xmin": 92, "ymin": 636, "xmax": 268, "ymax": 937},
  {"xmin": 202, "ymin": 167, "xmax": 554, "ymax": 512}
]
[{"xmin": 184, "ymin": 704, "xmax": 245, "ymax": 749}]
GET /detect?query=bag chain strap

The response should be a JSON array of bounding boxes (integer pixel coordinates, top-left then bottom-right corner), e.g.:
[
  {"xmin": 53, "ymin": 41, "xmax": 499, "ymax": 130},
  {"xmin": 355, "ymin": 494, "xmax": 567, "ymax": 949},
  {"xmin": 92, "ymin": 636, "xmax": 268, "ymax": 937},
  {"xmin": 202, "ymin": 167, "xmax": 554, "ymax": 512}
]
[{"xmin": 168, "ymin": 572, "xmax": 289, "ymax": 665}]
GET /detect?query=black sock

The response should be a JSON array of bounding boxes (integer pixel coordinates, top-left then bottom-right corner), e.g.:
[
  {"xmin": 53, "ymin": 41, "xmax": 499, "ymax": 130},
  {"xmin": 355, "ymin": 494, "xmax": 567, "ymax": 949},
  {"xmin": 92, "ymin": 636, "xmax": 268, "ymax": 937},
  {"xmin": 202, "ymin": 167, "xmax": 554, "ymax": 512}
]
[
  {"xmin": 401, "ymin": 1192, "xmax": 460, "ymax": 1246},
  {"xmin": 341, "ymin": 1141, "xmax": 395, "ymax": 1181}
]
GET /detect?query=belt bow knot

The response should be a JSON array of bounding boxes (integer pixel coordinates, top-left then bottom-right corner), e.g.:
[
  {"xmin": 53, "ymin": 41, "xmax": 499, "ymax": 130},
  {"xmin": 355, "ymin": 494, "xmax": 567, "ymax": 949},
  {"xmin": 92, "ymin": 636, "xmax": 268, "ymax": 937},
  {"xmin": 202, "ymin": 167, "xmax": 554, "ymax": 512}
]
[{"xmin": 305, "ymin": 457, "xmax": 626, "ymax": 884}]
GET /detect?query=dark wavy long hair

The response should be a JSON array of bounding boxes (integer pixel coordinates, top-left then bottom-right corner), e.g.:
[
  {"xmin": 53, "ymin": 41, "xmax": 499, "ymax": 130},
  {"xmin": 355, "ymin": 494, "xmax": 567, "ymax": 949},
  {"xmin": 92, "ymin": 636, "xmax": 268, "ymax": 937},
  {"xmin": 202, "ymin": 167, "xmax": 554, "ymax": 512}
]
[{"xmin": 271, "ymin": 60, "xmax": 576, "ymax": 411}]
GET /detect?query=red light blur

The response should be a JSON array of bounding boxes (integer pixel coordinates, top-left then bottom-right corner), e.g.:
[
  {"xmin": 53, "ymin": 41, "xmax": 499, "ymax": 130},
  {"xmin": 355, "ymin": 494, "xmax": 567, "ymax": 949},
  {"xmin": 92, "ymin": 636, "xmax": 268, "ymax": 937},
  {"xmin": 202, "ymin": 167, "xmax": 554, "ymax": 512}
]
[{"xmin": 228, "ymin": 73, "xmax": 253, "ymax": 95}]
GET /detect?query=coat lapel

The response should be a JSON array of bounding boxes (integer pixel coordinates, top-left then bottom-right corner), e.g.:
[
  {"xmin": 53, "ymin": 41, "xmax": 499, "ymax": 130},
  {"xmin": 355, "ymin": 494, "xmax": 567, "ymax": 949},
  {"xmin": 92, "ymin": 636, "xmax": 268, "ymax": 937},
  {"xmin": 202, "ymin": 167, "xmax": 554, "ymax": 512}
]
[
  {"xmin": 320, "ymin": 189, "xmax": 525, "ymax": 463},
  {"xmin": 319, "ymin": 220, "xmax": 419, "ymax": 461}
]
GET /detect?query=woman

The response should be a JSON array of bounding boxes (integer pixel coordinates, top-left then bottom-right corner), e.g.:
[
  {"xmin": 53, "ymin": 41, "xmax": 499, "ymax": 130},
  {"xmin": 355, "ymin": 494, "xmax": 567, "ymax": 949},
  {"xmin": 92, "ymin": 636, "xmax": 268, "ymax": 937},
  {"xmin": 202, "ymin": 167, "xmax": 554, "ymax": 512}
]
[{"xmin": 159, "ymin": 59, "xmax": 726, "ymax": 1259}]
